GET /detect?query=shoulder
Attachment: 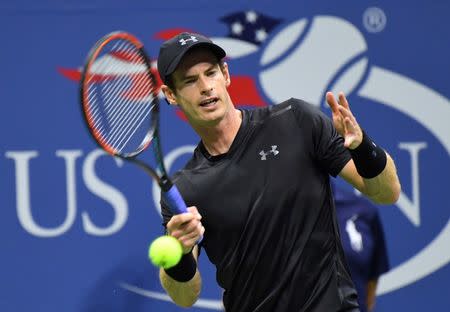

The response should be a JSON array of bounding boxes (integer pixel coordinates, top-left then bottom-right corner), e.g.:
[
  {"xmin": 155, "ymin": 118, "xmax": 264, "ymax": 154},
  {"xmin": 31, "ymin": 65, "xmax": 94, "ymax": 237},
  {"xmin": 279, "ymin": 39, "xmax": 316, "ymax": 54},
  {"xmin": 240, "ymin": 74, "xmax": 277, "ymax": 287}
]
[
  {"xmin": 170, "ymin": 144, "xmax": 205, "ymax": 180},
  {"xmin": 246, "ymin": 98, "xmax": 319, "ymax": 124},
  {"xmin": 281, "ymin": 98, "xmax": 329, "ymax": 126}
]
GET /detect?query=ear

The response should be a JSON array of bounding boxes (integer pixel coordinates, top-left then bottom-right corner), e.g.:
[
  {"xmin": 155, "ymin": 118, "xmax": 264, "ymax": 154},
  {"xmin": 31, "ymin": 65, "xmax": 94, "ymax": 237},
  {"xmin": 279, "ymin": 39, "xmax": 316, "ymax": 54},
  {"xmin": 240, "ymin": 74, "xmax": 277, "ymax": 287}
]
[
  {"xmin": 161, "ymin": 85, "xmax": 177, "ymax": 106},
  {"xmin": 222, "ymin": 62, "xmax": 231, "ymax": 87}
]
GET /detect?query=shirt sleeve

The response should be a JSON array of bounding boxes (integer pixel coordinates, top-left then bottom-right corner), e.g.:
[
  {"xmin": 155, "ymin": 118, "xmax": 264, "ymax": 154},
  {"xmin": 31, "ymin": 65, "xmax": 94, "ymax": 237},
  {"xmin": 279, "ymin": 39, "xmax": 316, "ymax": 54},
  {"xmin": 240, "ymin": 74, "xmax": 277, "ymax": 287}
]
[
  {"xmin": 160, "ymin": 198, "xmax": 172, "ymax": 227},
  {"xmin": 291, "ymin": 98, "xmax": 351, "ymax": 177}
]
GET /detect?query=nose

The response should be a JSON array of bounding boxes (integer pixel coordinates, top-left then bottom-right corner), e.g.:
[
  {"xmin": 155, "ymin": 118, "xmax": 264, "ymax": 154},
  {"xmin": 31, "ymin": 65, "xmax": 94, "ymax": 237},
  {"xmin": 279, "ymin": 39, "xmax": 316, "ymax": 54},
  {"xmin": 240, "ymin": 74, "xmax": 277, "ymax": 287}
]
[{"xmin": 198, "ymin": 75, "xmax": 213, "ymax": 95}]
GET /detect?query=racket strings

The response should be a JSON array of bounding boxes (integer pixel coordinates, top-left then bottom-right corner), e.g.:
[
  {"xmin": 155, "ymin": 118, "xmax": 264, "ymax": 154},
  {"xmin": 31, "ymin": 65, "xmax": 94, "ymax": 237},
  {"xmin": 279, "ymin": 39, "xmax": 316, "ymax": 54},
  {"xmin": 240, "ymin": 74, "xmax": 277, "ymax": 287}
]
[{"xmin": 85, "ymin": 39, "xmax": 156, "ymax": 155}]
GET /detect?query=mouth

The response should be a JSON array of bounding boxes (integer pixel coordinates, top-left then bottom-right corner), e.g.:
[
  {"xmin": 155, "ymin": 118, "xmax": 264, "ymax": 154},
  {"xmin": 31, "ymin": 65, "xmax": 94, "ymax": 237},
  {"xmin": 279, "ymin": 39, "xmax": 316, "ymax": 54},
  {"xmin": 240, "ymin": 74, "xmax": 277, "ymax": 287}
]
[{"xmin": 199, "ymin": 97, "xmax": 219, "ymax": 107}]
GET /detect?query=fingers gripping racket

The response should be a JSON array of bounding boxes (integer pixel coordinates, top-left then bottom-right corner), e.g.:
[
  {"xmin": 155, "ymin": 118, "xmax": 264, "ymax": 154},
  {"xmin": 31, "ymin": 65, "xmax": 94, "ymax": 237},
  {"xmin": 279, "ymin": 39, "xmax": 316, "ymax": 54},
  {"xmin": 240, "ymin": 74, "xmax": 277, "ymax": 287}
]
[{"xmin": 79, "ymin": 31, "xmax": 187, "ymax": 216}]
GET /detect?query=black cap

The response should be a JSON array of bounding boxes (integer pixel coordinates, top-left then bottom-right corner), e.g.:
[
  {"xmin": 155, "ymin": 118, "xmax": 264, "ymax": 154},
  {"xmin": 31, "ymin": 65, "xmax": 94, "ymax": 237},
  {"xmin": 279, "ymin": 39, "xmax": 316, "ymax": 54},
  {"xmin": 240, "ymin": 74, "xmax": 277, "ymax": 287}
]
[{"xmin": 157, "ymin": 32, "xmax": 226, "ymax": 85}]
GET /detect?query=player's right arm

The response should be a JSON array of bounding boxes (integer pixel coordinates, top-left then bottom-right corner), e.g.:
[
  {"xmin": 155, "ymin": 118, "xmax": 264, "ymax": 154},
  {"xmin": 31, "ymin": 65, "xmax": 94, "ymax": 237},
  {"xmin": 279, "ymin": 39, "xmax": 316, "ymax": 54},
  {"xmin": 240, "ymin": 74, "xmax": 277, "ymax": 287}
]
[
  {"xmin": 159, "ymin": 207, "xmax": 204, "ymax": 307},
  {"xmin": 159, "ymin": 245, "xmax": 202, "ymax": 307}
]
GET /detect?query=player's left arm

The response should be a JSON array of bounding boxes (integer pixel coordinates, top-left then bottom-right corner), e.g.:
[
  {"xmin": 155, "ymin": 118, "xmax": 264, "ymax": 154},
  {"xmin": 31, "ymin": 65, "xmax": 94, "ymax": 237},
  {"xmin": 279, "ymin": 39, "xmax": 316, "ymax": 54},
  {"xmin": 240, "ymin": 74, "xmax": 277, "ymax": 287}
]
[
  {"xmin": 339, "ymin": 153, "xmax": 400, "ymax": 204},
  {"xmin": 326, "ymin": 91, "xmax": 401, "ymax": 204}
]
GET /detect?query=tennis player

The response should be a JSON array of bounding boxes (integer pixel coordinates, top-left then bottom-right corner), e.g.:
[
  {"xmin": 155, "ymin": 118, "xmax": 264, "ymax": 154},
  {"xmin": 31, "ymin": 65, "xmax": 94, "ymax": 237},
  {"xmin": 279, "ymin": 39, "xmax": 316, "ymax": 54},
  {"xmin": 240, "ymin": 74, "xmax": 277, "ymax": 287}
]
[{"xmin": 156, "ymin": 32, "xmax": 401, "ymax": 312}]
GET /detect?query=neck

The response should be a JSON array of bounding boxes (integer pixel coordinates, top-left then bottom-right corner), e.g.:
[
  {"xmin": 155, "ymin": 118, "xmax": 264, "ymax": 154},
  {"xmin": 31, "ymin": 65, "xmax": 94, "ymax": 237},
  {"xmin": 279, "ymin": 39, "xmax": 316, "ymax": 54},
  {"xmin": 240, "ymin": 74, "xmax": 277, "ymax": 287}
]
[{"xmin": 195, "ymin": 109, "xmax": 242, "ymax": 156}]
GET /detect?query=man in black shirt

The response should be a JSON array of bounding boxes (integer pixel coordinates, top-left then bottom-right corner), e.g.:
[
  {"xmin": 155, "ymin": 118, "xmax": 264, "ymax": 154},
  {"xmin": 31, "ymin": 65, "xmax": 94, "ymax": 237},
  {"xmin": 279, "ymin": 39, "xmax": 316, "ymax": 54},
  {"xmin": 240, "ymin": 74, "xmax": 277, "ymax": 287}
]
[{"xmin": 156, "ymin": 32, "xmax": 401, "ymax": 312}]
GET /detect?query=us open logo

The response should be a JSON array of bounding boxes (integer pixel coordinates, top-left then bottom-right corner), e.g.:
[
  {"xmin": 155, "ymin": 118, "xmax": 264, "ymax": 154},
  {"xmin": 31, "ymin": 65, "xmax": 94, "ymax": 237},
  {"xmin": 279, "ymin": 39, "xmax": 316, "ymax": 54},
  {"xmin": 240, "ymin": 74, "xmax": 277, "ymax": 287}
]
[
  {"xmin": 120, "ymin": 11, "xmax": 450, "ymax": 309},
  {"xmin": 211, "ymin": 13, "xmax": 450, "ymax": 296}
]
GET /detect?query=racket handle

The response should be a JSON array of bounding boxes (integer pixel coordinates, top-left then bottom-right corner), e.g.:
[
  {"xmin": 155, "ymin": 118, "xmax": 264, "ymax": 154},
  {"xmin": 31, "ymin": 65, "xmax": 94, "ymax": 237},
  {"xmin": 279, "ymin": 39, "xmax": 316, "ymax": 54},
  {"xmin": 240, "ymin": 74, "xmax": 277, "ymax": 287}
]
[{"xmin": 162, "ymin": 184, "xmax": 188, "ymax": 215}]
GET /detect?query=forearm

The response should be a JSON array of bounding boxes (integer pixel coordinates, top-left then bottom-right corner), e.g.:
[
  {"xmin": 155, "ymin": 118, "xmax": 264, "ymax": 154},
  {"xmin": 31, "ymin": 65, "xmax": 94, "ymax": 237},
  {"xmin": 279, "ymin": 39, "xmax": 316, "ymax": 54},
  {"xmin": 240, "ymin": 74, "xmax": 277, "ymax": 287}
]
[
  {"xmin": 160, "ymin": 267, "xmax": 202, "ymax": 307},
  {"xmin": 361, "ymin": 153, "xmax": 401, "ymax": 204},
  {"xmin": 160, "ymin": 208, "xmax": 205, "ymax": 307},
  {"xmin": 340, "ymin": 152, "xmax": 401, "ymax": 205}
]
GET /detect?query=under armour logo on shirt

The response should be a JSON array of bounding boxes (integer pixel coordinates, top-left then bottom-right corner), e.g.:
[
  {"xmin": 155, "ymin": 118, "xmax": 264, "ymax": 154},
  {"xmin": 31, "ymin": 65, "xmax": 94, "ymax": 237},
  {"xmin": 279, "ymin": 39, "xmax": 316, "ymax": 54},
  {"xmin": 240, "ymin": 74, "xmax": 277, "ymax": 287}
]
[
  {"xmin": 259, "ymin": 145, "xmax": 279, "ymax": 160},
  {"xmin": 179, "ymin": 36, "xmax": 198, "ymax": 45},
  {"xmin": 346, "ymin": 215, "xmax": 363, "ymax": 252}
]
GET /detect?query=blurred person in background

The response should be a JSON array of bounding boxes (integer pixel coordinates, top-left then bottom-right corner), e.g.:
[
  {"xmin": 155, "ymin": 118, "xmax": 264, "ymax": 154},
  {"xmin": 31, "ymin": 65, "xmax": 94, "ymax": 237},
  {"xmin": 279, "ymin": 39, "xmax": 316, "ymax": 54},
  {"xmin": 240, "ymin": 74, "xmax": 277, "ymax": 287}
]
[{"xmin": 332, "ymin": 181, "xmax": 390, "ymax": 312}]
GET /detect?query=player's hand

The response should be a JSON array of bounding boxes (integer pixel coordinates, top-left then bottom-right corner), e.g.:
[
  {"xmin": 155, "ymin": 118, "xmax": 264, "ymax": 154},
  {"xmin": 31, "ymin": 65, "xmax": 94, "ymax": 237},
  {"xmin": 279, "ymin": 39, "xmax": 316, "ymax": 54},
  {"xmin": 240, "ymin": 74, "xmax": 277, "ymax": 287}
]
[
  {"xmin": 167, "ymin": 206, "xmax": 205, "ymax": 254},
  {"xmin": 326, "ymin": 91, "xmax": 363, "ymax": 149}
]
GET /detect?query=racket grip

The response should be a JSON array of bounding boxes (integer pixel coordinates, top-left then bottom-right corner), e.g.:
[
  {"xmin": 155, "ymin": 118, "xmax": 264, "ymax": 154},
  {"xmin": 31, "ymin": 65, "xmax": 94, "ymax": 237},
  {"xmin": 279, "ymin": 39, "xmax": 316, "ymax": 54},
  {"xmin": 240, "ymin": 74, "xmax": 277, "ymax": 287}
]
[{"xmin": 162, "ymin": 184, "xmax": 188, "ymax": 215}]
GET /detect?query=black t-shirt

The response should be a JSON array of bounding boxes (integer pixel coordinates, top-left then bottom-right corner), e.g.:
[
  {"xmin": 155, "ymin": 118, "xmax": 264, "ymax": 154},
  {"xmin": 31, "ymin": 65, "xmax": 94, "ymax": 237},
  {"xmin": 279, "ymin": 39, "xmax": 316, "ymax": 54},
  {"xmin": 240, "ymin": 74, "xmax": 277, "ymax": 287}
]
[{"xmin": 161, "ymin": 98, "xmax": 359, "ymax": 312}]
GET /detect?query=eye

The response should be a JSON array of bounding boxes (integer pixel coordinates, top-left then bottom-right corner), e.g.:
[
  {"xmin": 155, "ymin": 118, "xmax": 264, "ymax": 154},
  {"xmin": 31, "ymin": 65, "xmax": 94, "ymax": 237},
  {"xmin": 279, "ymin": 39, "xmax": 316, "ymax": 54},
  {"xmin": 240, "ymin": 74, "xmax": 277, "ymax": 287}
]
[
  {"xmin": 184, "ymin": 77, "xmax": 196, "ymax": 85},
  {"xmin": 206, "ymin": 69, "xmax": 218, "ymax": 76}
]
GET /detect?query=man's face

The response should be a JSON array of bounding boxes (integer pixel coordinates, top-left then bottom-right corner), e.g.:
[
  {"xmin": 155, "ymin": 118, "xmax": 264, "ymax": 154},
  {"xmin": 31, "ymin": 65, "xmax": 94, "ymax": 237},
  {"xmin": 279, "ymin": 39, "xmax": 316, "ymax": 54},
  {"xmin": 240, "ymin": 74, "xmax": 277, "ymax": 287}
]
[{"xmin": 164, "ymin": 48, "xmax": 232, "ymax": 128}]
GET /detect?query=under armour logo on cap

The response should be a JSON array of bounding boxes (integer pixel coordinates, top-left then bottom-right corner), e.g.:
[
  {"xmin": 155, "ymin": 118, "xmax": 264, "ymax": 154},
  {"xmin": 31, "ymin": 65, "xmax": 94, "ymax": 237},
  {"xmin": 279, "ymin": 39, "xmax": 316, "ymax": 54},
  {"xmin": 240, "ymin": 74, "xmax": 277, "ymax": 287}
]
[{"xmin": 179, "ymin": 36, "xmax": 198, "ymax": 45}]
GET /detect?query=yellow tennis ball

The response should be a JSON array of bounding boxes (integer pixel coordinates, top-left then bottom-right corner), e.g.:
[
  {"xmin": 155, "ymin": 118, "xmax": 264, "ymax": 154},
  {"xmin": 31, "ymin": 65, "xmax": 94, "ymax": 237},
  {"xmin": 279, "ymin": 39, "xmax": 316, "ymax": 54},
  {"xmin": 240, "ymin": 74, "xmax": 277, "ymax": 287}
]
[{"xmin": 148, "ymin": 235, "xmax": 183, "ymax": 269}]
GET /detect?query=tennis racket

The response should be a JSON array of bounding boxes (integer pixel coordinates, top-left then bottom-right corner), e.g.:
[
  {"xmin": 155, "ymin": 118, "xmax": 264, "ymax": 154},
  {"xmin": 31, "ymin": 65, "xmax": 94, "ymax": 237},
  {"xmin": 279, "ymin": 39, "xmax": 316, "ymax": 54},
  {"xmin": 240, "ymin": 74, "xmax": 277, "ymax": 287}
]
[{"xmin": 79, "ymin": 31, "xmax": 187, "ymax": 216}]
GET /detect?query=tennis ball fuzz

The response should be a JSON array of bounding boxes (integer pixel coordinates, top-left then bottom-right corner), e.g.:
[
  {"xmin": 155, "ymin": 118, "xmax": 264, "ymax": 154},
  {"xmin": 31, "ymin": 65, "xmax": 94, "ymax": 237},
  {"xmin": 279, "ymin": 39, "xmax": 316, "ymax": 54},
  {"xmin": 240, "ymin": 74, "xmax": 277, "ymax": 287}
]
[{"xmin": 148, "ymin": 235, "xmax": 183, "ymax": 269}]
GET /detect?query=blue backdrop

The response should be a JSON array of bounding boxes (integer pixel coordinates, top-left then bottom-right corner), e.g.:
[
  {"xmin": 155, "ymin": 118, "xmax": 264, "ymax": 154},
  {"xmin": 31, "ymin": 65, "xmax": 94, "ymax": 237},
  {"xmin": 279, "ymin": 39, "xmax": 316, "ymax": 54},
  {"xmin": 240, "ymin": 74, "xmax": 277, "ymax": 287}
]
[{"xmin": 1, "ymin": 0, "xmax": 449, "ymax": 311}]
